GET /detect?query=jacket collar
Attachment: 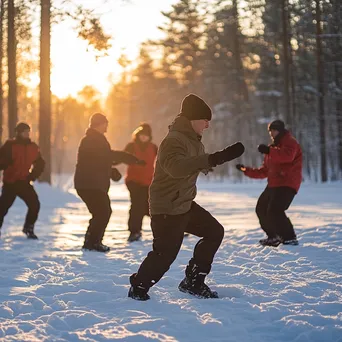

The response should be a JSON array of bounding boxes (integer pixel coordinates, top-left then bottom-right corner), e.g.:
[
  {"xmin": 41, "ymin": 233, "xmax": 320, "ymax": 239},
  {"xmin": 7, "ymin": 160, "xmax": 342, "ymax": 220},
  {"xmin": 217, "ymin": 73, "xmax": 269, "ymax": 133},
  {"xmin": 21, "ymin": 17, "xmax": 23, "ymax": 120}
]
[{"xmin": 169, "ymin": 115, "xmax": 202, "ymax": 141}]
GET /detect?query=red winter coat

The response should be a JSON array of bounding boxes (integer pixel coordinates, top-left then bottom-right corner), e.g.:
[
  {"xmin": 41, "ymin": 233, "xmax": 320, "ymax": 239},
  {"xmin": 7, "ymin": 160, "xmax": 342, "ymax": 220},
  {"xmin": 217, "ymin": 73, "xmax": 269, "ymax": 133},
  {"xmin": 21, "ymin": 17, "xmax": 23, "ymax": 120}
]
[
  {"xmin": 125, "ymin": 141, "xmax": 157, "ymax": 186},
  {"xmin": 244, "ymin": 131, "xmax": 302, "ymax": 192},
  {"xmin": 0, "ymin": 138, "xmax": 45, "ymax": 184}
]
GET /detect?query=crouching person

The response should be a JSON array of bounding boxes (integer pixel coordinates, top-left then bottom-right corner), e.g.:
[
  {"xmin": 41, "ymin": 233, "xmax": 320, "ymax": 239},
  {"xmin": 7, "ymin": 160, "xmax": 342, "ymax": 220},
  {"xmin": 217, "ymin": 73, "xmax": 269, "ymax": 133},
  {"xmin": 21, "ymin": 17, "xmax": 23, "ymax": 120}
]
[
  {"xmin": 0, "ymin": 123, "xmax": 45, "ymax": 239},
  {"xmin": 128, "ymin": 94, "xmax": 244, "ymax": 300}
]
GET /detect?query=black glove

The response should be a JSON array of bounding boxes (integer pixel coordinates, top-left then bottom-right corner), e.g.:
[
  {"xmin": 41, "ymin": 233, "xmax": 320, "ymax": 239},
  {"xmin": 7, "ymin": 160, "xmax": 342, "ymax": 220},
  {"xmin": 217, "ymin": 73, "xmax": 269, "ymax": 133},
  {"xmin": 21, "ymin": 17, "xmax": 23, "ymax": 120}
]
[
  {"xmin": 208, "ymin": 142, "xmax": 245, "ymax": 167},
  {"xmin": 258, "ymin": 144, "xmax": 270, "ymax": 154},
  {"xmin": 236, "ymin": 164, "xmax": 246, "ymax": 172},
  {"xmin": 111, "ymin": 168, "xmax": 122, "ymax": 182},
  {"xmin": 136, "ymin": 159, "xmax": 146, "ymax": 166}
]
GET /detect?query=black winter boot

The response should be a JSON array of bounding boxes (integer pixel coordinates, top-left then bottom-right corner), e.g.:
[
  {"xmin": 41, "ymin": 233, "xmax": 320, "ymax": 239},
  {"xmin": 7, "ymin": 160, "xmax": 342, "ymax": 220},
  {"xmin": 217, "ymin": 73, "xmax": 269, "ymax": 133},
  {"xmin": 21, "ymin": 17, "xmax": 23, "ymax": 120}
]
[
  {"xmin": 178, "ymin": 263, "xmax": 218, "ymax": 299},
  {"xmin": 82, "ymin": 242, "xmax": 110, "ymax": 252},
  {"xmin": 259, "ymin": 237, "xmax": 281, "ymax": 247},
  {"xmin": 128, "ymin": 232, "xmax": 142, "ymax": 242},
  {"xmin": 23, "ymin": 224, "xmax": 38, "ymax": 239}
]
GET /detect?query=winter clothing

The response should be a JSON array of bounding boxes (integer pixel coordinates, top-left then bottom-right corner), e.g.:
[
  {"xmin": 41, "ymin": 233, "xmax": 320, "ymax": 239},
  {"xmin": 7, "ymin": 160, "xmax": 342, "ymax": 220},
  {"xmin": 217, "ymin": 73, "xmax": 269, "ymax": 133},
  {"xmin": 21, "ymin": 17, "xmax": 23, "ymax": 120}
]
[
  {"xmin": 0, "ymin": 137, "xmax": 44, "ymax": 238},
  {"xmin": 244, "ymin": 130, "xmax": 302, "ymax": 193},
  {"xmin": 77, "ymin": 189, "xmax": 112, "ymax": 249},
  {"xmin": 132, "ymin": 123, "xmax": 153, "ymax": 140},
  {"xmin": 15, "ymin": 122, "xmax": 30, "ymax": 134},
  {"xmin": 0, "ymin": 138, "xmax": 45, "ymax": 183},
  {"xmin": 268, "ymin": 119, "xmax": 285, "ymax": 132},
  {"xmin": 126, "ymin": 181, "xmax": 149, "ymax": 236},
  {"xmin": 89, "ymin": 113, "xmax": 108, "ymax": 128},
  {"xmin": 257, "ymin": 144, "xmax": 270, "ymax": 154},
  {"xmin": 125, "ymin": 141, "xmax": 157, "ymax": 187},
  {"xmin": 256, "ymin": 186, "xmax": 297, "ymax": 240},
  {"xmin": 129, "ymin": 201, "xmax": 224, "ymax": 294},
  {"xmin": 236, "ymin": 164, "xmax": 245, "ymax": 171},
  {"xmin": 111, "ymin": 168, "xmax": 122, "ymax": 182},
  {"xmin": 180, "ymin": 94, "xmax": 212, "ymax": 121},
  {"xmin": 149, "ymin": 116, "xmax": 211, "ymax": 216},
  {"xmin": 124, "ymin": 125, "xmax": 157, "ymax": 238},
  {"xmin": 208, "ymin": 142, "xmax": 245, "ymax": 167},
  {"xmin": 242, "ymin": 129, "xmax": 301, "ymax": 244},
  {"xmin": 0, "ymin": 182, "xmax": 40, "ymax": 234},
  {"xmin": 74, "ymin": 128, "xmax": 141, "ymax": 193},
  {"xmin": 75, "ymin": 128, "xmax": 142, "ymax": 249}
]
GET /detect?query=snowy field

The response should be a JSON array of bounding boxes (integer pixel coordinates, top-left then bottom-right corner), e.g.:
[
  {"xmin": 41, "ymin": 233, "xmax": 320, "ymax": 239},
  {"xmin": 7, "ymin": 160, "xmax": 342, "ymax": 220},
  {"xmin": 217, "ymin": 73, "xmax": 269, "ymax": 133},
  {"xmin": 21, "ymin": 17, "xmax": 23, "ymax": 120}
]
[{"xmin": 0, "ymin": 179, "xmax": 341, "ymax": 342}]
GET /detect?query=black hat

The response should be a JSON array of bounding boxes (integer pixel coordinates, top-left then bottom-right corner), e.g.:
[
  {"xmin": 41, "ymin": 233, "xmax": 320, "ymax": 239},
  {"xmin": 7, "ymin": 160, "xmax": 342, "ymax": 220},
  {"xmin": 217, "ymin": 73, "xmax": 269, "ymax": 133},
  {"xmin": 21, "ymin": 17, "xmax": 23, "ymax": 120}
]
[
  {"xmin": 133, "ymin": 123, "xmax": 152, "ymax": 138},
  {"xmin": 180, "ymin": 94, "xmax": 212, "ymax": 121},
  {"xmin": 15, "ymin": 122, "xmax": 30, "ymax": 133},
  {"xmin": 89, "ymin": 113, "xmax": 108, "ymax": 128},
  {"xmin": 268, "ymin": 120, "xmax": 285, "ymax": 132}
]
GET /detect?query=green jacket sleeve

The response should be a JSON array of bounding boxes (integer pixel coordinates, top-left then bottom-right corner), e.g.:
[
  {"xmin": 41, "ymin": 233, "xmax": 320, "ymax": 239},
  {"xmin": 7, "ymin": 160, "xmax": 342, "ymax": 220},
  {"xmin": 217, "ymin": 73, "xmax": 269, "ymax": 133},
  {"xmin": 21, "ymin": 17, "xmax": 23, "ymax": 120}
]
[{"xmin": 159, "ymin": 138, "xmax": 210, "ymax": 178}]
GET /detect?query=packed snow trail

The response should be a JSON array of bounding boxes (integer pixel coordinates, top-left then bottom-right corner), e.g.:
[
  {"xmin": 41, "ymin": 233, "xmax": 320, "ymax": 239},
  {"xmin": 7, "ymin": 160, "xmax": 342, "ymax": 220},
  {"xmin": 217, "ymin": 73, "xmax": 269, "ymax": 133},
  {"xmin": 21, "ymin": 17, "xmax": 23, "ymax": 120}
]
[{"xmin": 0, "ymin": 181, "xmax": 341, "ymax": 341}]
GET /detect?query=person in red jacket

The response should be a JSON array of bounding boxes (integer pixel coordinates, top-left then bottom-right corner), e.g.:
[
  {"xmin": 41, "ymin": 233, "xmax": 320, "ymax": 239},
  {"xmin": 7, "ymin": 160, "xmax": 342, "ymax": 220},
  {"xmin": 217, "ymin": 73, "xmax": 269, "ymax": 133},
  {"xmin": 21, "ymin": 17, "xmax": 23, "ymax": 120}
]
[
  {"xmin": 236, "ymin": 120, "xmax": 302, "ymax": 247},
  {"xmin": 124, "ymin": 123, "xmax": 158, "ymax": 242},
  {"xmin": 0, "ymin": 123, "xmax": 45, "ymax": 239}
]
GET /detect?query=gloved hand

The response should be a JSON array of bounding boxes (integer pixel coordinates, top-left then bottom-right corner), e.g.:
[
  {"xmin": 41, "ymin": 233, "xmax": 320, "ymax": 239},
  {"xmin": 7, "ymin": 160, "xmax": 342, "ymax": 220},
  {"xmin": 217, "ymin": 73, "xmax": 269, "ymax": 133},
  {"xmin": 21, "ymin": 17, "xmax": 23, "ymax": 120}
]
[
  {"xmin": 257, "ymin": 144, "xmax": 270, "ymax": 154},
  {"xmin": 136, "ymin": 159, "xmax": 146, "ymax": 166},
  {"xmin": 111, "ymin": 168, "xmax": 122, "ymax": 182},
  {"xmin": 208, "ymin": 142, "xmax": 245, "ymax": 167},
  {"xmin": 236, "ymin": 164, "xmax": 246, "ymax": 172}
]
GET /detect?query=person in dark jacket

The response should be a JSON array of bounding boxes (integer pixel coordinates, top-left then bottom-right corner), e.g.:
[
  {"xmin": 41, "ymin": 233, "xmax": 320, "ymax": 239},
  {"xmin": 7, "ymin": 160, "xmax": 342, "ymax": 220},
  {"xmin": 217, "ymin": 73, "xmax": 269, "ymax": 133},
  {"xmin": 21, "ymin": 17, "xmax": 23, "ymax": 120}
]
[
  {"xmin": 74, "ymin": 113, "xmax": 144, "ymax": 253},
  {"xmin": 128, "ymin": 94, "xmax": 245, "ymax": 301},
  {"xmin": 124, "ymin": 123, "xmax": 158, "ymax": 242},
  {"xmin": 236, "ymin": 120, "xmax": 302, "ymax": 247},
  {"xmin": 0, "ymin": 123, "xmax": 45, "ymax": 239}
]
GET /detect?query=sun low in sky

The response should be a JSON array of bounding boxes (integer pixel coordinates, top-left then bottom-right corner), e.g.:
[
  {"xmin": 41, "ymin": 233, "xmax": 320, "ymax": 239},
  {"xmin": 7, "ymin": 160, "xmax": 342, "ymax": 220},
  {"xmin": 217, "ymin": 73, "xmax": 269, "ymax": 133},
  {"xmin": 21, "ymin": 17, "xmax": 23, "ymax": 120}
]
[{"xmin": 50, "ymin": 0, "xmax": 176, "ymax": 99}]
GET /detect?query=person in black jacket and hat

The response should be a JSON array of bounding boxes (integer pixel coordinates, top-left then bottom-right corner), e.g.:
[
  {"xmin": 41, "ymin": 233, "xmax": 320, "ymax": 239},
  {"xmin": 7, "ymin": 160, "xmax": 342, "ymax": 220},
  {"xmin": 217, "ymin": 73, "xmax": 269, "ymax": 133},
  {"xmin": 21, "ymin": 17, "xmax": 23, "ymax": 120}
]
[{"xmin": 75, "ymin": 113, "xmax": 145, "ymax": 252}]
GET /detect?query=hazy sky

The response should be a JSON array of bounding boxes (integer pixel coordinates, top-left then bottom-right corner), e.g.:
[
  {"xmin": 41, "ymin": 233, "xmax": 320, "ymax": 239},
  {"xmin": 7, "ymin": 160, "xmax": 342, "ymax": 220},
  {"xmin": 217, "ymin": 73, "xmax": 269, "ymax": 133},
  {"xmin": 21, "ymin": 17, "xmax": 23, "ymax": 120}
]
[{"xmin": 47, "ymin": 0, "xmax": 177, "ymax": 98}]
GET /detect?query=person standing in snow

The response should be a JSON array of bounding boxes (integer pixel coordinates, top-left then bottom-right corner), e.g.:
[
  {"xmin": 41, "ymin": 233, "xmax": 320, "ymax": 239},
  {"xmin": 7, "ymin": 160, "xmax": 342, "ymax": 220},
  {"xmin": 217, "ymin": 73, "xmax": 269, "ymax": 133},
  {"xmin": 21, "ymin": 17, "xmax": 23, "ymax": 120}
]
[
  {"xmin": 0, "ymin": 123, "xmax": 45, "ymax": 239},
  {"xmin": 236, "ymin": 120, "xmax": 302, "ymax": 247},
  {"xmin": 124, "ymin": 123, "xmax": 158, "ymax": 242},
  {"xmin": 74, "ymin": 113, "xmax": 145, "ymax": 253},
  {"xmin": 128, "ymin": 94, "xmax": 245, "ymax": 300}
]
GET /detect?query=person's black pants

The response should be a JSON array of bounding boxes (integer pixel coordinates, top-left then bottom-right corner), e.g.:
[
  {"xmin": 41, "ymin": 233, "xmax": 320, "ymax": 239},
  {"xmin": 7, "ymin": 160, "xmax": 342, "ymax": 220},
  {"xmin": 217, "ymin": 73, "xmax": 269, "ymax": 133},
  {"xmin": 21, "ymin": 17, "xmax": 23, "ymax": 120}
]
[
  {"xmin": 130, "ymin": 201, "xmax": 224, "ymax": 290},
  {"xmin": 0, "ymin": 181, "xmax": 40, "ymax": 229},
  {"xmin": 77, "ymin": 189, "xmax": 112, "ymax": 246},
  {"xmin": 126, "ymin": 181, "xmax": 149, "ymax": 234},
  {"xmin": 256, "ymin": 186, "xmax": 296, "ymax": 240}
]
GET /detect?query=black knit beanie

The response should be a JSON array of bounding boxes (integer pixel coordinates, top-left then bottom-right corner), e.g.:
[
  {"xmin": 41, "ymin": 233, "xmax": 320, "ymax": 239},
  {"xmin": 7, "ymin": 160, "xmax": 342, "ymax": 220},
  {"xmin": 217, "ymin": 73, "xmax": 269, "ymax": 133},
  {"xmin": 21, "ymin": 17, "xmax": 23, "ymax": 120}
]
[
  {"xmin": 180, "ymin": 94, "xmax": 212, "ymax": 121},
  {"xmin": 268, "ymin": 120, "xmax": 285, "ymax": 132},
  {"xmin": 15, "ymin": 122, "xmax": 30, "ymax": 134}
]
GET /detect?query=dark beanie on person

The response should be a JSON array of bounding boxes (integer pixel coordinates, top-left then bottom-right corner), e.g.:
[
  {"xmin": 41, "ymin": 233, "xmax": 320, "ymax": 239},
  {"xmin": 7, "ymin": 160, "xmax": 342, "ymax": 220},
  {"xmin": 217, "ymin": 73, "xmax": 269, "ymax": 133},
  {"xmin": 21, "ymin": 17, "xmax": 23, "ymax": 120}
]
[
  {"xmin": 180, "ymin": 94, "xmax": 212, "ymax": 121},
  {"xmin": 15, "ymin": 122, "xmax": 30, "ymax": 134},
  {"xmin": 268, "ymin": 119, "xmax": 285, "ymax": 132},
  {"xmin": 133, "ymin": 123, "xmax": 152, "ymax": 139},
  {"xmin": 89, "ymin": 113, "xmax": 108, "ymax": 128}
]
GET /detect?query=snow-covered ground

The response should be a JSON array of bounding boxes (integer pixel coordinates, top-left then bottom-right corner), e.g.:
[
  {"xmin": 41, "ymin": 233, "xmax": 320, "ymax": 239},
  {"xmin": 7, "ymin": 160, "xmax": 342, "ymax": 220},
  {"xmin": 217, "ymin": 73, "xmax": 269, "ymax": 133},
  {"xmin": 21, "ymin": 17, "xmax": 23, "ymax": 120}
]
[{"xmin": 0, "ymin": 180, "xmax": 341, "ymax": 342}]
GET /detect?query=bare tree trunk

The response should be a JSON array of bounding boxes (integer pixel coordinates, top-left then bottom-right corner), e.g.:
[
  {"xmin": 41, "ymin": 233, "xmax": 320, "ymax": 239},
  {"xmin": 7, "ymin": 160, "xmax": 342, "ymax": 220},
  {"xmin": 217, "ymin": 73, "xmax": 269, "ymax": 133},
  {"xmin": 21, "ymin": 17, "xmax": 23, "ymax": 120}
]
[
  {"xmin": 39, "ymin": 0, "xmax": 51, "ymax": 183},
  {"xmin": 281, "ymin": 0, "xmax": 291, "ymax": 127},
  {"xmin": 315, "ymin": 0, "xmax": 327, "ymax": 182},
  {"xmin": 0, "ymin": 0, "xmax": 4, "ymax": 145},
  {"xmin": 7, "ymin": 0, "xmax": 17, "ymax": 138}
]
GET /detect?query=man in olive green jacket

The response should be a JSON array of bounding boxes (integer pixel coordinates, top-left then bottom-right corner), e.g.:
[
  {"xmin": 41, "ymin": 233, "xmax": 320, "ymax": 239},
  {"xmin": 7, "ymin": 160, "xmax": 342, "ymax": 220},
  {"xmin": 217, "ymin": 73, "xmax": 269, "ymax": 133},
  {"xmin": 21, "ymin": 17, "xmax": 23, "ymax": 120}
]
[{"xmin": 129, "ymin": 94, "xmax": 244, "ymax": 300}]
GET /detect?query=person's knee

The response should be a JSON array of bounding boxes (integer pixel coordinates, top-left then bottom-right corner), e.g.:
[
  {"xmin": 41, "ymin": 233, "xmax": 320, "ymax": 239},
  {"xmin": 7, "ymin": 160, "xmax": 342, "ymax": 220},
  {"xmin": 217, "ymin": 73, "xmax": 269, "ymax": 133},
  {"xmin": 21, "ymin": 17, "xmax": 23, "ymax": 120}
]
[
  {"xmin": 30, "ymin": 198, "xmax": 40, "ymax": 213},
  {"xmin": 212, "ymin": 222, "xmax": 224, "ymax": 243}
]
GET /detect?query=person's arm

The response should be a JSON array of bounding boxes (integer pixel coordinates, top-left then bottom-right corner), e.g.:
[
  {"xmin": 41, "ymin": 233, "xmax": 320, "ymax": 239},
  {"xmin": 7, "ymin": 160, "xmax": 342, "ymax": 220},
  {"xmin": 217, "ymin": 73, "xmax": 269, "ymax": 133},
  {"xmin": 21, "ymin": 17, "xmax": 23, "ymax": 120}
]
[
  {"xmin": 159, "ymin": 138, "xmax": 210, "ymax": 178},
  {"xmin": 268, "ymin": 138, "xmax": 297, "ymax": 163},
  {"xmin": 111, "ymin": 150, "xmax": 143, "ymax": 165},
  {"xmin": 29, "ymin": 151, "xmax": 45, "ymax": 181},
  {"xmin": 0, "ymin": 141, "xmax": 12, "ymax": 170},
  {"xmin": 244, "ymin": 158, "xmax": 268, "ymax": 179}
]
